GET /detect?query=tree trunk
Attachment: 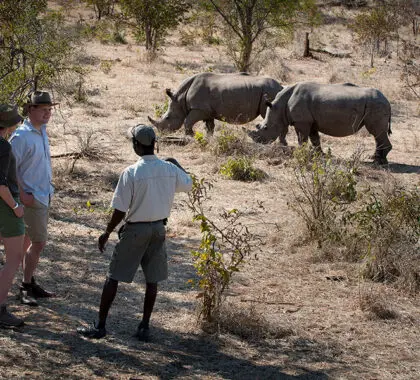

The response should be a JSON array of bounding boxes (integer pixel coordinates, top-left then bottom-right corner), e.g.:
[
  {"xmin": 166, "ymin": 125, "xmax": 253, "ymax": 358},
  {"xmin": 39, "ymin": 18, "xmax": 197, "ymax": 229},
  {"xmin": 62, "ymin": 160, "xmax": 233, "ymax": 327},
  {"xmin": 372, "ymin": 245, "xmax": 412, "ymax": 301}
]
[
  {"xmin": 370, "ymin": 43, "xmax": 374, "ymax": 68},
  {"xmin": 303, "ymin": 32, "xmax": 311, "ymax": 57},
  {"xmin": 145, "ymin": 24, "xmax": 152, "ymax": 50}
]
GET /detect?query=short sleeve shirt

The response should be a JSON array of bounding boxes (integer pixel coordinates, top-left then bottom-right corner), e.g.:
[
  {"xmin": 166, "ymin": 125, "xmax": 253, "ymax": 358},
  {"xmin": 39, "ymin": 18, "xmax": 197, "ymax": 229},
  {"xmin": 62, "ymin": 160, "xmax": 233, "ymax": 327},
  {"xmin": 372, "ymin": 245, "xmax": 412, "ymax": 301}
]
[{"xmin": 111, "ymin": 155, "xmax": 192, "ymax": 222}]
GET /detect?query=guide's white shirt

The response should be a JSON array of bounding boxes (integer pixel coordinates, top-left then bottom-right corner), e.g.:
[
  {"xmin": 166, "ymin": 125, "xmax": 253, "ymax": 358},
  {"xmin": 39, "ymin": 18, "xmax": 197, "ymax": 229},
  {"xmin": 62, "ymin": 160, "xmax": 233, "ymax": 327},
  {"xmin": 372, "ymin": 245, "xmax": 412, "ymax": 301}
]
[{"xmin": 111, "ymin": 155, "xmax": 192, "ymax": 222}]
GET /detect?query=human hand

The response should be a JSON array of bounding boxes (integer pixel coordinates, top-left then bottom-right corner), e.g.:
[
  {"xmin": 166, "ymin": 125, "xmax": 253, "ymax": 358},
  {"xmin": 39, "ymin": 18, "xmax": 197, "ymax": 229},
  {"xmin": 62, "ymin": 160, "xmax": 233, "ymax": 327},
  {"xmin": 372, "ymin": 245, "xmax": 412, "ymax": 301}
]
[
  {"xmin": 164, "ymin": 157, "xmax": 187, "ymax": 173},
  {"xmin": 13, "ymin": 204, "xmax": 24, "ymax": 218},
  {"xmin": 20, "ymin": 192, "xmax": 34, "ymax": 207},
  {"xmin": 98, "ymin": 232, "xmax": 109, "ymax": 253}
]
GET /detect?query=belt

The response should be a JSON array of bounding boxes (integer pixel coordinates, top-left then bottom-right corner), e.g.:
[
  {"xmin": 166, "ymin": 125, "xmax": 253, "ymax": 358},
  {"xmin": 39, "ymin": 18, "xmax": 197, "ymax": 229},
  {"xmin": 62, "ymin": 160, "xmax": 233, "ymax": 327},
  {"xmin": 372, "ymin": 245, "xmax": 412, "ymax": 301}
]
[{"xmin": 127, "ymin": 218, "xmax": 167, "ymax": 225}]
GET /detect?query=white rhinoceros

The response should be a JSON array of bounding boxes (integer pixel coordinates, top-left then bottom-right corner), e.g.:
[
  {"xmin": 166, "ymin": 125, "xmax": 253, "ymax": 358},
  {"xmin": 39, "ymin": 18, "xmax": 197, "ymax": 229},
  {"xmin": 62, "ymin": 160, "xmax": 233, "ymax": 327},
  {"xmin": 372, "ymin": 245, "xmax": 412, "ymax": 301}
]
[
  {"xmin": 248, "ymin": 82, "xmax": 392, "ymax": 165},
  {"xmin": 148, "ymin": 72, "xmax": 283, "ymax": 136}
]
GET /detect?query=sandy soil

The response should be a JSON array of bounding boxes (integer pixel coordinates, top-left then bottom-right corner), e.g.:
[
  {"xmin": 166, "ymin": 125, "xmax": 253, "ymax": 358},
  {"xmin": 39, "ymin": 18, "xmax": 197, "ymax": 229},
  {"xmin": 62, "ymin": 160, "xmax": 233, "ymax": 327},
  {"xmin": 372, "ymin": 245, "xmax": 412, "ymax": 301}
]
[{"xmin": 1, "ymin": 3, "xmax": 419, "ymax": 380}]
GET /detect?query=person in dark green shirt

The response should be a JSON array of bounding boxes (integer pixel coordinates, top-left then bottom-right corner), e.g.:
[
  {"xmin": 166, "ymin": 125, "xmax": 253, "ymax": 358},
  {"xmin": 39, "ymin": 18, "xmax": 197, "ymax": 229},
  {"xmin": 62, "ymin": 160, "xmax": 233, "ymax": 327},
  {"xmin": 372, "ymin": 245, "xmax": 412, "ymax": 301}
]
[{"xmin": 0, "ymin": 104, "xmax": 25, "ymax": 329}]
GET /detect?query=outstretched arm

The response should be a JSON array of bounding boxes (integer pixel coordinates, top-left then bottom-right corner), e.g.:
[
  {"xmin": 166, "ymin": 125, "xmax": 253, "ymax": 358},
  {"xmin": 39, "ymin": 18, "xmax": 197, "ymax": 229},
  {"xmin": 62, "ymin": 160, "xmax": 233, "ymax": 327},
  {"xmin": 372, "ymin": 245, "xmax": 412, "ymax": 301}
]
[{"xmin": 98, "ymin": 209, "xmax": 126, "ymax": 252}]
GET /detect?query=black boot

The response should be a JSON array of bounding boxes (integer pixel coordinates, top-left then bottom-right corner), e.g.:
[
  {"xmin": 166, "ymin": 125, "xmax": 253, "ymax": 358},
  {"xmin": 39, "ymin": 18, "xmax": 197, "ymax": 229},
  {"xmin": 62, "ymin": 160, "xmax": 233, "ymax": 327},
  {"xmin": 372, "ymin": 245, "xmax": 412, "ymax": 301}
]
[{"xmin": 30, "ymin": 277, "xmax": 56, "ymax": 298}]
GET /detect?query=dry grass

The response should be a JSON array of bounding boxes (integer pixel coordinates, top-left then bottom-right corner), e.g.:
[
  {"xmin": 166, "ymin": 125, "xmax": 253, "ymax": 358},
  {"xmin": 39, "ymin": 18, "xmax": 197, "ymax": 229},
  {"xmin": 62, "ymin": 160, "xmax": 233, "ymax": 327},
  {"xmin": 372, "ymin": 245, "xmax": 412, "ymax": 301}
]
[{"xmin": 1, "ymin": 2, "xmax": 419, "ymax": 380}]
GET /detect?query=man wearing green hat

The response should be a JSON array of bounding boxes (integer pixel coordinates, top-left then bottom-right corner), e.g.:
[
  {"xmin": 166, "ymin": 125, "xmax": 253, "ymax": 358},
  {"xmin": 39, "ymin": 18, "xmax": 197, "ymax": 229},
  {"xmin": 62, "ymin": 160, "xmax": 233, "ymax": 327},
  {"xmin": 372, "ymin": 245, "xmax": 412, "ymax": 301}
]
[{"xmin": 10, "ymin": 91, "xmax": 58, "ymax": 307}]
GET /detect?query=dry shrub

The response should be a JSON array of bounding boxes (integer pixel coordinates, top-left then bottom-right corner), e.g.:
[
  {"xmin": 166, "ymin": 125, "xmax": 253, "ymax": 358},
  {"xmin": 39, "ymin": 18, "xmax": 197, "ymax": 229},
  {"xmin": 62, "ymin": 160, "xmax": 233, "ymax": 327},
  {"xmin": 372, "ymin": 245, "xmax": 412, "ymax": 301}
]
[
  {"xmin": 52, "ymin": 160, "xmax": 74, "ymax": 190},
  {"xmin": 347, "ymin": 179, "xmax": 420, "ymax": 293},
  {"xmin": 179, "ymin": 28, "xmax": 196, "ymax": 46},
  {"xmin": 210, "ymin": 127, "xmax": 249, "ymax": 157},
  {"xmin": 358, "ymin": 291, "xmax": 398, "ymax": 320},
  {"xmin": 216, "ymin": 302, "xmax": 294, "ymax": 341},
  {"xmin": 255, "ymin": 141, "xmax": 295, "ymax": 162}
]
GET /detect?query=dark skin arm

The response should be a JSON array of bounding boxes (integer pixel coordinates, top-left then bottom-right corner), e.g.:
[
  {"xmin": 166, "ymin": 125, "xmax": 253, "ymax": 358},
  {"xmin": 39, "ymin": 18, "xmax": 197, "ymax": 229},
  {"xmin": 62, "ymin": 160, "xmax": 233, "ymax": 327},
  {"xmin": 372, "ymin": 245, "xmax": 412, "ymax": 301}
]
[{"xmin": 98, "ymin": 209, "xmax": 126, "ymax": 252}]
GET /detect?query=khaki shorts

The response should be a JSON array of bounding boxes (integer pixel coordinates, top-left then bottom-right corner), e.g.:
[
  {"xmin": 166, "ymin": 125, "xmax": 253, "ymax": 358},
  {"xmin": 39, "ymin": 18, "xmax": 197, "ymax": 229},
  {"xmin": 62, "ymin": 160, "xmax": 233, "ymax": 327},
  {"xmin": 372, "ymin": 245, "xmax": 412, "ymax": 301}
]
[
  {"xmin": 108, "ymin": 221, "xmax": 168, "ymax": 283},
  {"xmin": 24, "ymin": 199, "xmax": 49, "ymax": 243}
]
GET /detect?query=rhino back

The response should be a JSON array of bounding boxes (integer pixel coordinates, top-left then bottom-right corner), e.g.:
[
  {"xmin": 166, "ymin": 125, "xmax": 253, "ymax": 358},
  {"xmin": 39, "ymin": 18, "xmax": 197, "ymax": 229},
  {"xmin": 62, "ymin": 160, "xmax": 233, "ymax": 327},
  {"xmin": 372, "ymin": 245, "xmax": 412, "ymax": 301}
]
[
  {"xmin": 186, "ymin": 73, "xmax": 282, "ymax": 124},
  {"xmin": 288, "ymin": 83, "xmax": 390, "ymax": 137}
]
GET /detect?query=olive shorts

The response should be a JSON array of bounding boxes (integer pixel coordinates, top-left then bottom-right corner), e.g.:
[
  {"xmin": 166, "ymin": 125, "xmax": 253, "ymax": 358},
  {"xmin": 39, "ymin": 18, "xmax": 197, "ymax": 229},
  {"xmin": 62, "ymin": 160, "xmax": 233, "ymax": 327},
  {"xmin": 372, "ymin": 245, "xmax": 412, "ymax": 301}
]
[
  {"xmin": 24, "ymin": 199, "xmax": 49, "ymax": 243},
  {"xmin": 108, "ymin": 221, "xmax": 168, "ymax": 283},
  {"xmin": 0, "ymin": 198, "xmax": 25, "ymax": 238}
]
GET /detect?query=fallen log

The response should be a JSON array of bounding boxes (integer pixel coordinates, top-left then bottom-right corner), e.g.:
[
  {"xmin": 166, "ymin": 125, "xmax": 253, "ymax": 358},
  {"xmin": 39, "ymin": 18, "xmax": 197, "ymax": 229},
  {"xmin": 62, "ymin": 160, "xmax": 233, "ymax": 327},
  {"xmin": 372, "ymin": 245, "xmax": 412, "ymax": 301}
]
[{"xmin": 310, "ymin": 47, "xmax": 352, "ymax": 58}]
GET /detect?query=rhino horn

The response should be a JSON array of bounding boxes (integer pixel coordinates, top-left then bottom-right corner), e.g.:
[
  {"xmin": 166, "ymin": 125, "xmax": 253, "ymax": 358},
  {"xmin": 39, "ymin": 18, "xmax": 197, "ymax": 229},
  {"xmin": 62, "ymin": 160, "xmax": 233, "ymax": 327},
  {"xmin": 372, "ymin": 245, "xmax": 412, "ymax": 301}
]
[{"xmin": 148, "ymin": 116, "xmax": 159, "ymax": 127}]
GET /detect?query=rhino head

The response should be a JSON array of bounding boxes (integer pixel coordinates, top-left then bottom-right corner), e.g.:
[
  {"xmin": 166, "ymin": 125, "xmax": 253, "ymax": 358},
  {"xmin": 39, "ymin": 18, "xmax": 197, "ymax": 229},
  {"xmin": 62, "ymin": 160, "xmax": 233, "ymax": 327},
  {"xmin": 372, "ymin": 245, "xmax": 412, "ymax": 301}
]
[
  {"xmin": 148, "ymin": 89, "xmax": 185, "ymax": 132},
  {"xmin": 248, "ymin": 98, "xmax": 279, "ymax": 144}
]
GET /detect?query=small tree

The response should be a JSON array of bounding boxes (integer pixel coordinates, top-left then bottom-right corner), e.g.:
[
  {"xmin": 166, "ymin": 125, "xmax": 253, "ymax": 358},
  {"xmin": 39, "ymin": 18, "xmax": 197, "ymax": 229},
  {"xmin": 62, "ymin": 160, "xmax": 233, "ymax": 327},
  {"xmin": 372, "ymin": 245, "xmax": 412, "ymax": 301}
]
[
  {"xmin": 203, "ymin": 0, "xmax": 320, "ymax": 72},
  {"xmin": 187, "ymin": 176, "xmax": 262, "ymax": 326},
  {"xmin": 0, "ymin": 0, "xmax": 83, "ymax": 104},
  {"xmin": 120, "ymin": 0, "xmax": 190, "ymax": 51},
  {"xmin": 350, "ymin": 3, "xmax": 401, "ymax": 67}
]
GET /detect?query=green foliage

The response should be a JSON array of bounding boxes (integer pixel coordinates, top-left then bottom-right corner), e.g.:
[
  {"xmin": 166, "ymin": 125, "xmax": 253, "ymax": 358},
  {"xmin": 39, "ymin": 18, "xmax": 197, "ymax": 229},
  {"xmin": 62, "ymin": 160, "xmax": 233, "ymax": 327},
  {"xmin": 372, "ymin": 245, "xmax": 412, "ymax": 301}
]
[
  {"xmin": 0, "ymin": 1, "xmax": 82, "ymax": 104},
  {"xmin": 189, "ymin": 6, "xmax": 221, "ymax": 45},
  {"xmin": 153, "ymin": 98, "xmax": 168, "ymax": 119},
  {"xmin": 120, "ymin": 0, "xmax": 190, "ymax": 51},
  {"xmin": 194, "ymin": 131, "xmax": 208, "ymax": 148},
  {"xmin": 186, "ymin": 175, "xmax": 262, "ymax": 324},
  {"xmin": 82, "ymin": 19, "xmax": 127, "ymax": 44},
  {"xmin": 100, "ymin": 60, "xmax": 113, "ymax": 74},
  {"xmin": 220, "ymin": 156, "xmax": 266, "ymax": 182},
  {"xmin": 349, "ymin": 2, "xmax": 402, "ymax": 67},
  {"xmin": 212, "ymin": 128, "xmax": 246, "ymax": 156},
  {"xmin": 204, "ymin": 0, "xmax": 320, "ymax": 71},
  {"xmin": 290, "ymin": 144, "xmax": 358, "ymax": 247}
]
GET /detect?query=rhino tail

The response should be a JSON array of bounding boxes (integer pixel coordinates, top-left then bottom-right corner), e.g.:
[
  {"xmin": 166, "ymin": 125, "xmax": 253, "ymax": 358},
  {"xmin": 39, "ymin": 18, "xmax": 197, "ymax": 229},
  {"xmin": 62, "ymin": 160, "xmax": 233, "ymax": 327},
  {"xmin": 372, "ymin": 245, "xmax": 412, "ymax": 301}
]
[{"xmin": 388, "ymin": 115, "xmax": 392, "ymax": 135}]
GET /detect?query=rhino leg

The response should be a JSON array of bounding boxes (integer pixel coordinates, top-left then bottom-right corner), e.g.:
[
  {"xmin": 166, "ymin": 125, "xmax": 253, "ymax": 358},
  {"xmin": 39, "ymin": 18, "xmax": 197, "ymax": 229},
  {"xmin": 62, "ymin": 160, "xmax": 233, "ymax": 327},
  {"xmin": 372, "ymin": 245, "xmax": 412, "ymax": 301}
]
[
  {"xmin": 205, "ymin": 119, "xmax": 215, "ymax": 135},
  {"xmin": 309, "ymin": 128, "xmax": 323, "ymax": 153},
  {"xmin": 295, "ymin": 123, "xmax": 311, "ymax": 146},
  {"xmin": 365, "ymin": 122, "xmax": 392, "ymax": 165},
  {"xmin": 184, "ymin": 110, "xmax": 206, "ymax": 136},
  {"xmin": 373, "ymin": 135, "xmax": 392, "ymax": 165}
]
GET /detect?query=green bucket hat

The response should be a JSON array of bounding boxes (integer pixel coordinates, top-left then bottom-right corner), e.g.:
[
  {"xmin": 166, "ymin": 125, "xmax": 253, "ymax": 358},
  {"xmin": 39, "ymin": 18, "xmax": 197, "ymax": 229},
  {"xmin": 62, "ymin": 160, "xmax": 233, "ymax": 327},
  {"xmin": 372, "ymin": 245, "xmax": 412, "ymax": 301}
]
[
  {"xmin": 26, "ymin": 91, "xmax": 59, "ymax": 106},
  {"xmin": 0, "ymin": 104, "xmax": 23, "ymax": 129}
]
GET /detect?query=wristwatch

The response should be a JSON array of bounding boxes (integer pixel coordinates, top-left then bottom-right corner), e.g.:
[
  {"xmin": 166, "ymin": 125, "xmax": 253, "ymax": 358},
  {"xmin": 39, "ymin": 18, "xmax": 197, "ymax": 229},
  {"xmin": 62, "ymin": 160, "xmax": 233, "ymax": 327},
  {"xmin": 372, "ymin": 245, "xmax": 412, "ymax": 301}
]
[{"xmin": 12, "ymin": 202, "xmax": 19, "ymax": 210}]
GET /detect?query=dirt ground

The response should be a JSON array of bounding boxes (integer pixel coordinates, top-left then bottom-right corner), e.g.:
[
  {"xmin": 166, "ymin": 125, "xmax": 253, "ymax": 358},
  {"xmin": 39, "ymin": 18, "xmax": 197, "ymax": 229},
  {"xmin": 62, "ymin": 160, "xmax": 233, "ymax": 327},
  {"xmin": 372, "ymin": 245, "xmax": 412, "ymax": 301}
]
[{"xmin": 1, "ymin": 3, "xmax": 419, "ymax": 380}]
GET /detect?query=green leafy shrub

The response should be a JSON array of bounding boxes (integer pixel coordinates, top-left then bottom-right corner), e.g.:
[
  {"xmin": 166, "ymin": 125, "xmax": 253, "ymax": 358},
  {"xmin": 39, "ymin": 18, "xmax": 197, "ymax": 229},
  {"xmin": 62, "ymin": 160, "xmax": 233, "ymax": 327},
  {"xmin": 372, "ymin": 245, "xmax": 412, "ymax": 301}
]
[
  {"xmin": 186, "ymin": 176, "xmax": 262, "ymax": 327},
  {"xmin": 153, "ymin": 98, "xmax": 169, "ymax": 119},
  {"xmin": 220, "ymin": 156, "xmax": 266, "ymax": 182},
  {"xmin": 194, "ymin": 131, "xmax": 208, "ymax": 148}
]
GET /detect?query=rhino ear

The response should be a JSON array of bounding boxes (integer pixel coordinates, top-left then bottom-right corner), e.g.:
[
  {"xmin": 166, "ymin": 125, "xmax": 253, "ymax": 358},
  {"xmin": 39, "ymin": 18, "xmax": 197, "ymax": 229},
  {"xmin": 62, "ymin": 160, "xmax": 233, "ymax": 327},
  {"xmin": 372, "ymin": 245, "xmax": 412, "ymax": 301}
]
[
  {"xmin": 165, "ymin": 88, "xmax": 175, "ymax": 100},
  {"xmin": 263, "ymin": 93, "xmax": 273, "ymax": 108}
]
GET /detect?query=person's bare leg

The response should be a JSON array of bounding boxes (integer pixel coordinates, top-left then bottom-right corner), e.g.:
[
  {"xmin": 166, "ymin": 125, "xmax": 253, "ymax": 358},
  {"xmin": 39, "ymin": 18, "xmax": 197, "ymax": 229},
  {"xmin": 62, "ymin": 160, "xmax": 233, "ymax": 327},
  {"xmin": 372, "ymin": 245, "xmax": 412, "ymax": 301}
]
[
  {"xmin": 135, "ymin": 282, "xmax": 157, "ymax": 341},
  {"xmin": 0, "ymin": 236, "xmax": 24, "ymax": 304},
  {"xmin": 22, "ymin": 240, "xmax": 45, "ymax": 283},
  {"xmin": 97, "ymin": 277, "xmax": 119, "ymax": 329}
]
